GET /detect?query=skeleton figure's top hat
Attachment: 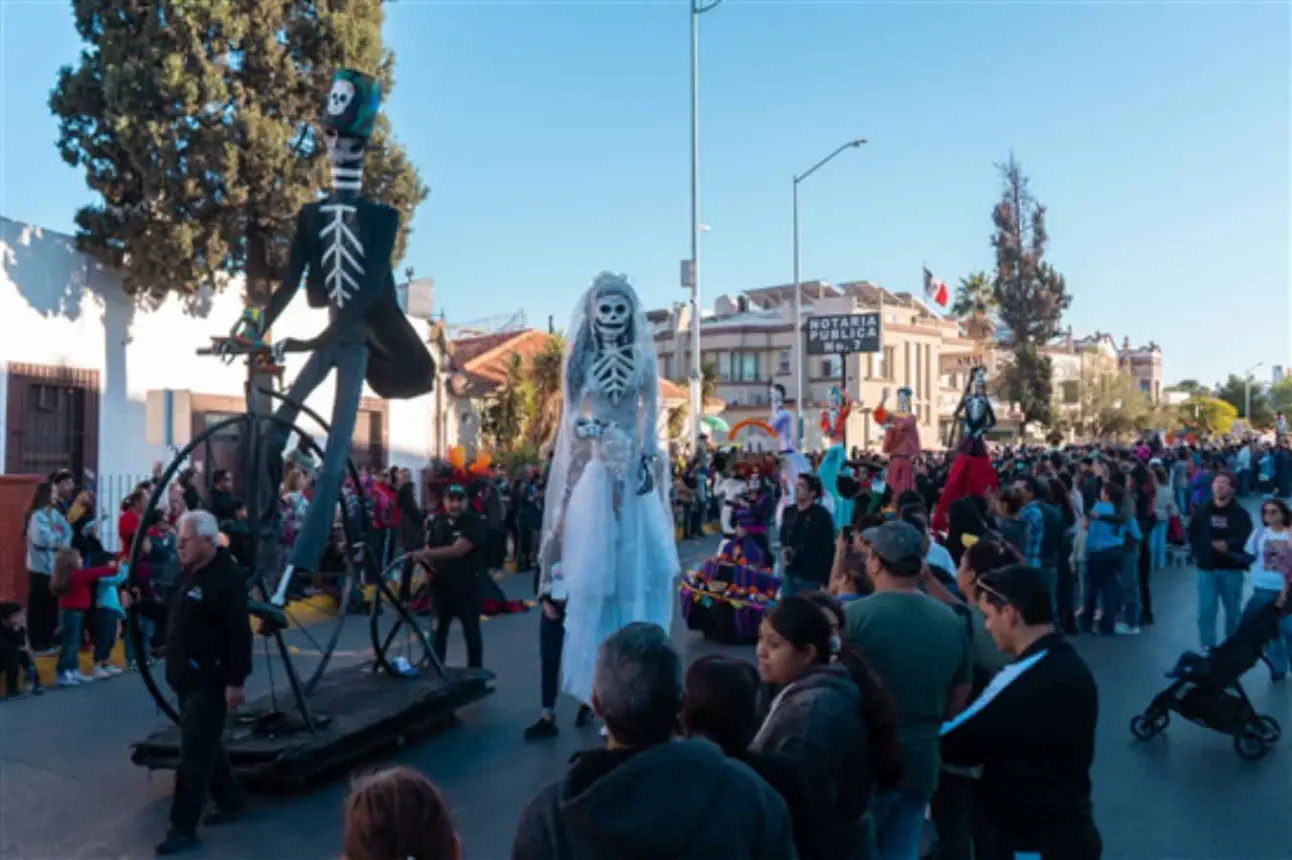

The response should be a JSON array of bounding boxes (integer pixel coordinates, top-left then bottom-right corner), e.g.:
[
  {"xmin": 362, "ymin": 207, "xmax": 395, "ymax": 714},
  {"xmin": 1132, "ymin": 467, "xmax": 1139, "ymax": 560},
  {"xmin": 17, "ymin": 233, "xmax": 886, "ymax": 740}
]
[{"xmin": 322, "ymin": 68, "xmax": 381, "ymax": 139}]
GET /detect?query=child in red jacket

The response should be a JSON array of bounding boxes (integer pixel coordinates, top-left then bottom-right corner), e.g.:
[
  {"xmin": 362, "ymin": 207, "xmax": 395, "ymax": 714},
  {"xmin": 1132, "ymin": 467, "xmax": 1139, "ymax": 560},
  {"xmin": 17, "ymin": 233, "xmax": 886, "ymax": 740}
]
[{"xmin": 50, "ymin": 548, "xmax": 118, "ymax": 687}]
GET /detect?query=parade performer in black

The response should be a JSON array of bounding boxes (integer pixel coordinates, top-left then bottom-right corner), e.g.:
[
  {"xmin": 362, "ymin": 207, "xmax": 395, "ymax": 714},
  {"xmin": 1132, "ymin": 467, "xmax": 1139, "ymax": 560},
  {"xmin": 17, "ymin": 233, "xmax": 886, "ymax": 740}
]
[
  {"xmin": 933, "ymin": 366, "xmax": 998, "ymax": 532},
  {"xmin": 235, "ymin": 69, "xmax": 434, "ymax": 605}
]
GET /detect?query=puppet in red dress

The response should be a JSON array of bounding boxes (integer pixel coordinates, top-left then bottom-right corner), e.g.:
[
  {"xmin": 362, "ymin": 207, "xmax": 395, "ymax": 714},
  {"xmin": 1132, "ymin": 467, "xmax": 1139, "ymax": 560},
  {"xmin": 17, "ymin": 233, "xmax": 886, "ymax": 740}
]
[{"xmin": 873, "ymin": 386, "xmax": 919, "ymax": 500}]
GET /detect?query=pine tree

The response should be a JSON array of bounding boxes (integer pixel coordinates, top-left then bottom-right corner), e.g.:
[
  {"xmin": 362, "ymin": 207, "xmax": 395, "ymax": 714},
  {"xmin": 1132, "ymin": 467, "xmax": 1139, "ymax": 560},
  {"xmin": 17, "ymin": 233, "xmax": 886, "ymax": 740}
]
[
  {"xmin": 989, "ymin": 154, "xmax": 1071, "ymax": 427},
  {"xmin": 49, "ymin": 0, "xmax": 427, "ymax": 305}
]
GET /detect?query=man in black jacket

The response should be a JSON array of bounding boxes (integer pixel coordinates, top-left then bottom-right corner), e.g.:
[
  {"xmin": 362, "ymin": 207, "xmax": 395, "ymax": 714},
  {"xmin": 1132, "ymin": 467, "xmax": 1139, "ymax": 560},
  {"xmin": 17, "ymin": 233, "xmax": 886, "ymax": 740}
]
[
  {"xmin": 778, "ymin": 474, "xmax": 835, "ymax": 596},
  {"xmin": 152, "ymin": 510, "xmax": 252, "ymax": 856},
  {"xmin": 941, "ymin": 565, "xmax": 1101, "ymax": 860},
  {"xmin": 1187, "ymin": 472, "xmax": 1254, "ymax": 649}
]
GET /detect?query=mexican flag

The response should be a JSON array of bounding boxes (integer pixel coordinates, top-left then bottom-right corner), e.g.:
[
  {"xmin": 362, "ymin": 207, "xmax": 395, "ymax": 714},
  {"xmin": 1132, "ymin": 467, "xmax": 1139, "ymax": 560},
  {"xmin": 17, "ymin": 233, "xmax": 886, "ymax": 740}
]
[{"xmin": 923, "ymin": 266, "xmax": 948, "ymax": 308}]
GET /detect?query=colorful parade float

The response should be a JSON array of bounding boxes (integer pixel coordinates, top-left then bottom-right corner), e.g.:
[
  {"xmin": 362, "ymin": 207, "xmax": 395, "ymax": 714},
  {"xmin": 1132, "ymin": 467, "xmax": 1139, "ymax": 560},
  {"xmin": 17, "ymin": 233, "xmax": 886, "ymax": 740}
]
[{"xmin": 680, "ymin": 462, "xmax": 781, "ymax": 645}]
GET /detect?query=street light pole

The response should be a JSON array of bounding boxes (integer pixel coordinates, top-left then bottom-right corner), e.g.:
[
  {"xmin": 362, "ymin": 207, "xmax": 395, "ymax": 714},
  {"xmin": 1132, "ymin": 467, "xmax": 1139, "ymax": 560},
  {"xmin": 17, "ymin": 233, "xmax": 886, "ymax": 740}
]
[
  {"xmin": 687, "ymin": 0, "xmax": 721, "ymax": 450},
  {"xmin": 1244, "ymin": 361, "xmax": 1264, "ymax": 420},
  {"xmin": 791, "ymin": 139, "xmax": 866, "ymax": 445}
]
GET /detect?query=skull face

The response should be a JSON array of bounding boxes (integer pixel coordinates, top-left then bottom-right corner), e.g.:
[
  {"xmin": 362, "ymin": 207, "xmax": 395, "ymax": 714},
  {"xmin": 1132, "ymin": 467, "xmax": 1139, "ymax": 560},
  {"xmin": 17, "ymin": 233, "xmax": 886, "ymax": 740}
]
[
  {"xmin": 327, "ymin": 79, "xmax": 357, "ymax": 116},
  {"xmin": 897, "ymin": 387, "xmax": 913, "ymax": 412},
  {"xmin": 593, "ymin": 291, "xmax": 632, "ymax": 339},
  {"xmin": 769, "ymin": 385, "xmax": 784, "ymax": 410}
]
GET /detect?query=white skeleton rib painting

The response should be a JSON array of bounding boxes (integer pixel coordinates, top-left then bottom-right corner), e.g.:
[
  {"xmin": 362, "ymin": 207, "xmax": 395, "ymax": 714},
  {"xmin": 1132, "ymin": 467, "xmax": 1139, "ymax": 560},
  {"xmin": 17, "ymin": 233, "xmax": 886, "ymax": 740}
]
[{"xmin": 318, "ymin": 203, "xmax": 364, "ymax": 308}]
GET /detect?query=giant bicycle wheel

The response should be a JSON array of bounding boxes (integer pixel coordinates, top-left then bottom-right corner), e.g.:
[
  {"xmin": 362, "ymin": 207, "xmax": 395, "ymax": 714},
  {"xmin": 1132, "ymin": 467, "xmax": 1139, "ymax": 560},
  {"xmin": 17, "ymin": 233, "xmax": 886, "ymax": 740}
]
[
  {"xmin": 369, "ymin": 552, "xmax": 442, "ymax": 678},
  {"xmin": 125, "ymin": 404, "xmax": 365, "ymax": 725}
]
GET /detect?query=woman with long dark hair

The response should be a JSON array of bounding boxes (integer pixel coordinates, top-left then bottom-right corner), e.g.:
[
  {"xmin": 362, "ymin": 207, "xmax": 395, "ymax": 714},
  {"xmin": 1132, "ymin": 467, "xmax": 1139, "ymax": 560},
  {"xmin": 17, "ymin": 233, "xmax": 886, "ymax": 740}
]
[
  {"xmin": 751, "ymin": 595, "xmax": 876, "ymax": 860},
  {"xmin": 680, "ymin": 656, "xmax": 820, "ymax": 859},
  {"xmin": 23, "ymin": 482, "xmax": 70, "ymax": 654}
]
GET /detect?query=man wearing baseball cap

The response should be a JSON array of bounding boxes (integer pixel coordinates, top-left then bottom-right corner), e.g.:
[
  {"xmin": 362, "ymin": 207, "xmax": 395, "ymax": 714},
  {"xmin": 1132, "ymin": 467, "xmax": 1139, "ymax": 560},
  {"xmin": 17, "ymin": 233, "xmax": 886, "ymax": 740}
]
[
  {"xmin": 419, "ymin": 483, "xmax": 487, "ymax": 668},
  {"xmin": 843, "ymin": 520, "xmax": 973, "ymax": 859},
  {"xmin": 941, "ymin": 564, "xmax": 1101, "ymax": 860}
]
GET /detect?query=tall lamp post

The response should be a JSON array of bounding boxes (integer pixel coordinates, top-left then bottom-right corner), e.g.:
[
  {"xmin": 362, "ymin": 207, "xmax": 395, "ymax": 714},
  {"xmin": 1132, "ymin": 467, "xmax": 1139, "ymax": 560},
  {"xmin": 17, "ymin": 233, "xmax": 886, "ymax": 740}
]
[
  {"xmin": 1244, "ymin": 361, "xmax": 1264, "ymax": 422},
  {"xmin": 686, "ymin": 0, "xmax": 722, "ymax": 450},
  {"xmin": 792, "ymin": 139, "xmax": 866, "ymax": 444}
]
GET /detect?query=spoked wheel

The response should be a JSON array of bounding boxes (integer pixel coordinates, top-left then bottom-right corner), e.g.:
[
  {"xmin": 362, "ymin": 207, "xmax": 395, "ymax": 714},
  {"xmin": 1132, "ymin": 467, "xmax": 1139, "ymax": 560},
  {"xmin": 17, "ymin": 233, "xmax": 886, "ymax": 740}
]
[
  {"xmin": 126, "ymin": 405, "xmax": 365, "ymax": 725},
  {"xmin": 1130, "ymin": 709, "xmax": 1169, "ymax": 741},
  {"xmin": 1234, "ymin": 726, "xmax": 1271, "ymax": 761},
  {"xmin": 369, "ymin": 552, "xmax": 443, "ymax": 678}
]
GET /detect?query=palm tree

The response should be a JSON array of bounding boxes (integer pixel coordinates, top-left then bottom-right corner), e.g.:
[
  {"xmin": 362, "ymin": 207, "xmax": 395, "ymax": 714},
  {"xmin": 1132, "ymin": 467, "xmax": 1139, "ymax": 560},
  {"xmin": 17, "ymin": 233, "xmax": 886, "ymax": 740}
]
[{"xmin": 951, "ymin": 270, "xmax": 996, "ymax": 319}]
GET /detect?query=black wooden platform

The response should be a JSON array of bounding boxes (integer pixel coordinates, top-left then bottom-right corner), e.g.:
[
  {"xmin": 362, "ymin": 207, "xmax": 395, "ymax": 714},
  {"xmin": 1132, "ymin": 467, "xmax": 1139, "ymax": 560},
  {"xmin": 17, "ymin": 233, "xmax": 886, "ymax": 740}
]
[{"xmin": 130, "ymin": 664, "xmax": 494, "ymax": 783}]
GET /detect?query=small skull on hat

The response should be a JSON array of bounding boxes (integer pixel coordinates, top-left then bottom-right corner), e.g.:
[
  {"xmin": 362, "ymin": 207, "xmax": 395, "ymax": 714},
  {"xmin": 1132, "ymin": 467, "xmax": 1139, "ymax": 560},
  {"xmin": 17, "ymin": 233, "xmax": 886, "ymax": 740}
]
[{"xmin": 327, "ymin": 79, "xmax": 356, "ymax": 116}]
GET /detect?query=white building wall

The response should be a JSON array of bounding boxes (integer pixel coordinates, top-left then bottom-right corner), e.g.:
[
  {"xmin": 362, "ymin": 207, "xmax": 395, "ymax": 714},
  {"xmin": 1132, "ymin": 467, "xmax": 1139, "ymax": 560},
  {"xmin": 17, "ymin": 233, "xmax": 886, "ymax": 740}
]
[{"xmin": 0, "ymin": 217, "xmax": 445, "ymax": 479}]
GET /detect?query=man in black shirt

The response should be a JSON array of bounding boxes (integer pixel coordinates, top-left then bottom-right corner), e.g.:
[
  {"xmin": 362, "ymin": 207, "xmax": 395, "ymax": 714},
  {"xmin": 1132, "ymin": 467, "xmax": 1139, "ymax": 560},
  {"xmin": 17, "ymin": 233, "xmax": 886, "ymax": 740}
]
[
  {"xmin": 1187, "ymin": 471, "xmax": 1254, "ymax": 649},
  {"xmin": 420, "ymin": 483, "xmax": 486, "ymax": 668},
  {"xmin": 777, "ymin": 473, "xmax": 835, "ymax": 595},
  {"xmin": 942, "ymin": 564, "xmax": 1101, "ymax": 860},
  {"xmin": 150, "ymin": 509, "xmax": 252, "ymax": 856}
]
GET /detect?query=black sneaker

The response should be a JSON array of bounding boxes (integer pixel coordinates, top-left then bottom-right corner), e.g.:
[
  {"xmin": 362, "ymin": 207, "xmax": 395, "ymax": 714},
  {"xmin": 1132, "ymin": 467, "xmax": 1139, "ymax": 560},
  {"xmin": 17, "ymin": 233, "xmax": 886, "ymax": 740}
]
[
  {"xmin": 155, "ymin": 831, "xmax": 199, "ymax": 856},
  {"xmin": 523, "ymin": 716, "xmax": 559, "ymax": 741},
  {"xmin": 575, "ymin": 704, "xmax": 594, "ymax": 728}
]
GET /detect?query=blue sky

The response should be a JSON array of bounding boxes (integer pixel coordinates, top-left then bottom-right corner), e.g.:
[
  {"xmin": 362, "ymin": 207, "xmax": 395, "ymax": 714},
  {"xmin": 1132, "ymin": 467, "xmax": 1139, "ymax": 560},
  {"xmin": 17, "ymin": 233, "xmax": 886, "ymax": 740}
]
[{"xmin": 2, "ymin": 0, "xmax": 1288, "ymax": 385}]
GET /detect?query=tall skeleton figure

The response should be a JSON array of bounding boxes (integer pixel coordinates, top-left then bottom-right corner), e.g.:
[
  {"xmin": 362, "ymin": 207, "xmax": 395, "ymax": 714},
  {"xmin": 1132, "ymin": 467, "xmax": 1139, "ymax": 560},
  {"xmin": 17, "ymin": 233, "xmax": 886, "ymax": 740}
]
[
  {"xmin": 238, "ymin": 69, "xmax": 434, "ymax": 603},
  {"xmin": 537, "ymin": 273, "xmax": 677, "ymax": 706},
  {"xmin": 933, "ymin": 366, "xmax": 999, "ymax": 531}
]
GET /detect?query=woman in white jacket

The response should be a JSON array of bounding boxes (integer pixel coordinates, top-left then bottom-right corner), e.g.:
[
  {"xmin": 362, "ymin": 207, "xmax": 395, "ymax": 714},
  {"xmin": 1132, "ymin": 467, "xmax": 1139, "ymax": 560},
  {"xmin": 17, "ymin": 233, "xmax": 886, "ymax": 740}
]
[{"xmin": 24, "ymin": 481, "xmax": 71, "ymax": 653}]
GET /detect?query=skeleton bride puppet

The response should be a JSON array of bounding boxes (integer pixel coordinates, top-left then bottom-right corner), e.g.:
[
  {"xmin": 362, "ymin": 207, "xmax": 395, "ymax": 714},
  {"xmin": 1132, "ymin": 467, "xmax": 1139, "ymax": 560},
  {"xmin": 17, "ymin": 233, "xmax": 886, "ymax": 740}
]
[{"xmin": 537, "ymin": 273, "xmax": 677, "ymax": 707}]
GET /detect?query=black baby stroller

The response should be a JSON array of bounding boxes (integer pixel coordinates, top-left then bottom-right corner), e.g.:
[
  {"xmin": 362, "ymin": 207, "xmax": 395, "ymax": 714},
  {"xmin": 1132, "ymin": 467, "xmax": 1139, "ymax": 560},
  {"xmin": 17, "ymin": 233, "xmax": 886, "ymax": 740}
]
[{"xmin": 1130, "ymin": 599, "xmax": 1284, "ymax": 761}]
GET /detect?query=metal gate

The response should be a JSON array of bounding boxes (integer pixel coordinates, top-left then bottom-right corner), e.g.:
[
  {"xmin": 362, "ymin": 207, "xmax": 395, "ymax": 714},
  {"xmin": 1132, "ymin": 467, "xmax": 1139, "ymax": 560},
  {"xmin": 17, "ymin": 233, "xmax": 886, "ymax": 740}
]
[{"xmin": 4, "ymin": 363, "xmax": 100, "ymax": 479}]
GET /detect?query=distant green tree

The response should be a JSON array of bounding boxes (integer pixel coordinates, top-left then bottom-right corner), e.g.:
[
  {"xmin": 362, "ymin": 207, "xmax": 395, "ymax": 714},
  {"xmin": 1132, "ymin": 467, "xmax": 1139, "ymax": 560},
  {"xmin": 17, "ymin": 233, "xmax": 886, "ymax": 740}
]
[
  {"xmin": 1268, "ymin": 376, "xmax": 1292, "ymax": 417},
  {"xmin": 989, "ymin": 154, "xmax": 1072, "ymax": 428},
  {"xmin": 1213, "ymin": 374, "xmax": 1273, "ymax": 428},
  {"xmin": 49, "ymin": 0, "xmax": 427, "ymax": 304}
]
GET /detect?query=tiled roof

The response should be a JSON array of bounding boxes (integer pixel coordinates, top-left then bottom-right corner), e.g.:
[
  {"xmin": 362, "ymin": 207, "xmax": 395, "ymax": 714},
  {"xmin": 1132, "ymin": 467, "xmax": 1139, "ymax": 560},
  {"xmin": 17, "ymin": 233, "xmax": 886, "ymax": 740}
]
[{"xmin": 453, "ymin": 329, "xmax": 555, "ymax": 386}]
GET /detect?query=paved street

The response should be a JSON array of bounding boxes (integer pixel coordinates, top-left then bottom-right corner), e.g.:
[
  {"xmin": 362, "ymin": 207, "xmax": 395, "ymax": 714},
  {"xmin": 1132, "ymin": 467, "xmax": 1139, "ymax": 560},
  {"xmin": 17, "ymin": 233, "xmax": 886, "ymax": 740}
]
[{"xmin": 1, "ymin": 529, "xmax": 1289, "ymax": 860}]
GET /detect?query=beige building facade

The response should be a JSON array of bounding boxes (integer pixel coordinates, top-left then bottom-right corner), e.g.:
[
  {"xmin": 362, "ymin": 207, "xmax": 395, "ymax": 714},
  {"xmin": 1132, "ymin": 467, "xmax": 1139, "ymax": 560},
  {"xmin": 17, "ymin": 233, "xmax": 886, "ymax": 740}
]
[
  {"xmin": 651, "ymin": 281, "xmax": 964, "ymax": 451},
  {"xmin": 651, "ymin": 281, "xmax": 1168, "ymax": 449}
]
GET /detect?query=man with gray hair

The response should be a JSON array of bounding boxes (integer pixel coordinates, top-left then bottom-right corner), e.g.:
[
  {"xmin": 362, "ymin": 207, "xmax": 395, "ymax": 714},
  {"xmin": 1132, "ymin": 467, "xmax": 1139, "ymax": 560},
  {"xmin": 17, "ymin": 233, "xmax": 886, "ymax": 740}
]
[
  {"xmin": 512, "ymin": 622, "xmax": 797, "ymax": 860},
  {"xmin": 147, "ymin": 508, "xmax": 253, "ymax": 855}
]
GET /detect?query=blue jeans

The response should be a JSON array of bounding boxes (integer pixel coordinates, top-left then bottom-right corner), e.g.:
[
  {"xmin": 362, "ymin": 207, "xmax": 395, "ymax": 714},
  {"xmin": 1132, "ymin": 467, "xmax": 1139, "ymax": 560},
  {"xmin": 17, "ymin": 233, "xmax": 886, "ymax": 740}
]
[
  {"xmin": 92, "ymin": 608, "xmax": 120, "ymax": 663},
  {"xmin": 1242, "ymin": 587, "xmax": 1292, "ymax": 676},
  {"xmin": 1175, "ymin": 487, "xmax": 1188, "ymax": 518},
  {"xmin": 56, "ymin": 609, "xmax": 86, "ymax": 674},
  {"xmin": 1196, "ymin": 569, "xmax": 1244, "ymax": 649},
  {"xmin": 1120, "ymin": 545, "xmax": 1140, "ymax": 627},
  {"xmin": 870, "ymin": 787, "xmax": 928, "ymax": 860},
  {"xmin": 125, "ymin": 616, "xmax": 154, "ymax": 667},
  {"xmin": 1083, "ymin": 549, "xmax": 1121, "ymax": 635},
  {"xmin": 1148, "ymin": 521, "xmax": 1168, "ymax": 570}
]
